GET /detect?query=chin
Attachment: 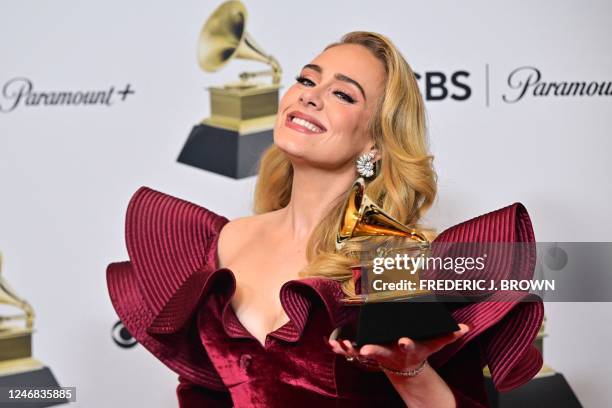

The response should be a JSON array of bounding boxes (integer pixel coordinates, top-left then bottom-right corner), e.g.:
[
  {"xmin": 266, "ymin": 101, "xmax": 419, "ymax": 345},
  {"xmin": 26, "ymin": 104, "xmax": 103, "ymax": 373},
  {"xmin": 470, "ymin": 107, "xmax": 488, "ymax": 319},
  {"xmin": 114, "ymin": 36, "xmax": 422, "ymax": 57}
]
[
  {"xmin": 275, "ymin": 142, "xmax": 307, "ymax": 163},
  {"xmin": 273, "ymin": 129, "xmax": 311, "ymax": 158}
]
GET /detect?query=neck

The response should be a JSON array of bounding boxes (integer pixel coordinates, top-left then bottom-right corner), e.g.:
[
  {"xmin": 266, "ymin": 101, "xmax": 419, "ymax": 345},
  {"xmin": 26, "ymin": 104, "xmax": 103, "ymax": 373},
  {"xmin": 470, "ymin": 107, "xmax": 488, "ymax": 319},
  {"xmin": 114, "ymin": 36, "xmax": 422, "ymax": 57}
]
[{"xmin": 279, "ymin": 164, "xmax": 355, "ymax": 242}]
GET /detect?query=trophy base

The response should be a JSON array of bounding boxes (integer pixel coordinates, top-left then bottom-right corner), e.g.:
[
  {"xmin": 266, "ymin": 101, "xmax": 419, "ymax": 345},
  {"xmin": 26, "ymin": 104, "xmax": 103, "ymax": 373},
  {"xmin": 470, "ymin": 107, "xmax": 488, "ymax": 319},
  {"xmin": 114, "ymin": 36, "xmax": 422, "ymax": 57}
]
[
  {"xmin": 345, "ymin": 296, "xmax": 459, "ymax": 347},
  {"xmin": 177, "ymin": 122, "xmax": 273, "ymax": 179},
  {"xmin": 0, "ymin": 365, "xmax": 67, "ymax": 407},
  {"xmin": 0, "ymin": 329, "xmax": 33, "ymax": 362},
  {"xmin": 484, "ymin": 372, "xmax": 582, "ymax": 407}
]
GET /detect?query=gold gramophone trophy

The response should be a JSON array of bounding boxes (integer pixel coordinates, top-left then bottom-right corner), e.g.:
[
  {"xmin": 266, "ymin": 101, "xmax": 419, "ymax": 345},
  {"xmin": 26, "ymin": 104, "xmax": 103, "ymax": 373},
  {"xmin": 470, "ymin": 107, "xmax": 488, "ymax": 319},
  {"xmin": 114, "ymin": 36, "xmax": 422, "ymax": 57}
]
[
  {"xmin": 0, "ymin": 251, "xmax": 65, "ymax": 400},
  {"xmin": 335, "ymin": 178, "xmax": 459, "ymax": 347},
  {"xmin": 177, "ymin": 0, "xmax": 282, "ymax": 179}
]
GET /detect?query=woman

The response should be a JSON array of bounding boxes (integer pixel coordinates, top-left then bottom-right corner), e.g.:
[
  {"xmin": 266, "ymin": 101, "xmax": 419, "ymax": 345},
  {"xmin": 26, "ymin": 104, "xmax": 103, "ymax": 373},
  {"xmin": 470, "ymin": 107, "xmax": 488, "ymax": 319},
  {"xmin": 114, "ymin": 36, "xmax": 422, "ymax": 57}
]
[{"xmin": 107, "ymin": 31, "xmax": 544, "ymax": 407}]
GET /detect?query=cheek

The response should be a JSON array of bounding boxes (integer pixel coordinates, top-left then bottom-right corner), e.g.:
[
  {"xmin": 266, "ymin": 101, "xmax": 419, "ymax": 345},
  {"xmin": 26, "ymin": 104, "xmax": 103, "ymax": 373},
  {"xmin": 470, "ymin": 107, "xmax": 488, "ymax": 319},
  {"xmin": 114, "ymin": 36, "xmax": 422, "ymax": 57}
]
[
  {"xmin": 274, "ymin": 87, "xmax": 298, "ymax": 125},
  {"xmin": 328, "ymin": 108, "xmax": 363, "ymax": 133},
  {"xmin": 326, "ymin": 108, "xmax": 368, "ymax": 148},
  {"xmin": 278, "ymin": 85, "xmax": 299, "ymax": 111},
  {"xmin": 309, "ymin": 111, "xmax": 368, "ymax": 165}
]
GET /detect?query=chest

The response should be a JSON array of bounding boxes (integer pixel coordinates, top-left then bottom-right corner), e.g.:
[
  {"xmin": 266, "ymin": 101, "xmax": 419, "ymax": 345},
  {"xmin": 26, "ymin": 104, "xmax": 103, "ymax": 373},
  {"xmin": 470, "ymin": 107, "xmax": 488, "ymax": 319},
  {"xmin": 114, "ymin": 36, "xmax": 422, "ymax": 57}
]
[{"xmin": 223, "ymin": 239, "xmax": 307, "ymax": 346}]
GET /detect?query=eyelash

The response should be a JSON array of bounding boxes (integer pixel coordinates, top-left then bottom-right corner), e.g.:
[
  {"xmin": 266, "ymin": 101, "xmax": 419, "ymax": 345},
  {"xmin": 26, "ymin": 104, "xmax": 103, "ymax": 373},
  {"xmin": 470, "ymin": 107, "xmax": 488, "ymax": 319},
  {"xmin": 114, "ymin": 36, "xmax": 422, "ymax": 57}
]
[{"xmin": 294, "ymin": 75, "xmax": 356, "ymax": 104}]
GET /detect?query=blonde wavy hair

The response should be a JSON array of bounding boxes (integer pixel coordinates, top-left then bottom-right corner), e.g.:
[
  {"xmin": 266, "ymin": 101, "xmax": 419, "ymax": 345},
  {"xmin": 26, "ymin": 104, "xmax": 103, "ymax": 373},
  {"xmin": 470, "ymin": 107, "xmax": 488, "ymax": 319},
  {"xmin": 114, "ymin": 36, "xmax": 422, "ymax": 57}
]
[{"xmin": 253, "ymin": 31, "xmax": 437, "ymax": 296}]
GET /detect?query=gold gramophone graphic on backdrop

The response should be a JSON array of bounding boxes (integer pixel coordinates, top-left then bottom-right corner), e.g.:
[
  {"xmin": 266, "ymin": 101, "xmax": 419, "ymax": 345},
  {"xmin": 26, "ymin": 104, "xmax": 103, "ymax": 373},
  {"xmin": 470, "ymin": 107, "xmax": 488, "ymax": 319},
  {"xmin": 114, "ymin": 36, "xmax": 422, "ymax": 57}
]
[
  {"xmin": 335, "ymin": 178, "xmax": 459, "ymax": 347},
  {"xmin": 0, "ymin": 250, "xmax": 64, "ymax": 396},
  {"xmin": 0, "ymin": 250, "xmax": 39, "ymax": 375},
  {"xmin": 177, "ymin": 0, "xmax": 282, "ymax": 179}
]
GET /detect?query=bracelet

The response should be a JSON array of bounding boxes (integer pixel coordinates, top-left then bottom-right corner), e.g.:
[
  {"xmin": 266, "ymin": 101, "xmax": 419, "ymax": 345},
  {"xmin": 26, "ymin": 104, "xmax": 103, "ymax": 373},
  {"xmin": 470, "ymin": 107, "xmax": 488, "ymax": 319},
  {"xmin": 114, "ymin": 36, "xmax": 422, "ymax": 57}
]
[{"xmin": 379, "ymin": 359, "xmax": 428, "ymax": 377}]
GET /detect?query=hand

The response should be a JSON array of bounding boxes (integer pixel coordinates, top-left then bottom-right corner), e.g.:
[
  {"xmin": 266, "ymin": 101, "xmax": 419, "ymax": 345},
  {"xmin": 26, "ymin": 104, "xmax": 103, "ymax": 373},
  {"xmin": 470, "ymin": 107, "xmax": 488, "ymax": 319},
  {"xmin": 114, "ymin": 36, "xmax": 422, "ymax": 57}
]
[{"xmin": 327, "ymin": 324, "xmax": 470, "ymax": 375}]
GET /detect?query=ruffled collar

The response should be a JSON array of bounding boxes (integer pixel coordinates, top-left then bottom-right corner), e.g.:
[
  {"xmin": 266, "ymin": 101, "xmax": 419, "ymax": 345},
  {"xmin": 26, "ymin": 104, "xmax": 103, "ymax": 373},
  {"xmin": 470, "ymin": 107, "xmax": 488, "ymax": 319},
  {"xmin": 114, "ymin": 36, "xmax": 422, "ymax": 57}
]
[
  {"xmin": 125, "ymin": 186, "xmax": 544, "ymax": 391},
  {"xmin": 124, "ymin": 186, "xmax": 355, "ymax": 341}
]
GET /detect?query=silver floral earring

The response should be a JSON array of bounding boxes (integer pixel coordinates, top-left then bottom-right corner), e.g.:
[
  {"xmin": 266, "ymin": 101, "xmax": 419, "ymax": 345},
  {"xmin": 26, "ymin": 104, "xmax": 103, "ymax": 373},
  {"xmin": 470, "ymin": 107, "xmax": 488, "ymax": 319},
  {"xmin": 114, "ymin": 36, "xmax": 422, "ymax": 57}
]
[{"xmin": 356, "ymin": 151, "xmax": 376, "ymax": 178}]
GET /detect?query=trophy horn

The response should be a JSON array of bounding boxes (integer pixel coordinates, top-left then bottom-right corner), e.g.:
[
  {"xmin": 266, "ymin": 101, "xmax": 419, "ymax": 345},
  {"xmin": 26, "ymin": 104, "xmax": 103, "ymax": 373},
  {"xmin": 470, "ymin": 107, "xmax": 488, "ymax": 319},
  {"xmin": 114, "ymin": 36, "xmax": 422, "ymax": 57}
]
[
  {"xmin": 336, "ymin": 178, "xmax": 428, "ymax": 250},
  {"xmin": 0, "ymin": 251, "xmax": 35, "ymax": 329},
  {"xmin": 197, "ymin": 0, "xmax": 282, "ymax": 84}
]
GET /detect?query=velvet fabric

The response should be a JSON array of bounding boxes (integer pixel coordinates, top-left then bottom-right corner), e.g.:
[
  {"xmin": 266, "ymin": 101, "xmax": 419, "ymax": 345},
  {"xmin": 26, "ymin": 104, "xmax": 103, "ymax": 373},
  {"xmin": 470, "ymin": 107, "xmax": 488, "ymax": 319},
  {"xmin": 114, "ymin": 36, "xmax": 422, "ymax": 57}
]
[{"xmin": 107, "ymin": 187, "xmax": 544, "ymax": 407}]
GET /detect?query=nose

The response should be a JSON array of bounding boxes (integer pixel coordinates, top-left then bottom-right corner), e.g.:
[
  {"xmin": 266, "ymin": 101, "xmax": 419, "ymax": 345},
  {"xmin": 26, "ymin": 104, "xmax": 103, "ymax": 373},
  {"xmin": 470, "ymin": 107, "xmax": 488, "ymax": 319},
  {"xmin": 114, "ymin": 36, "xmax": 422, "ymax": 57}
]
[{"xmin": 299, "ymin": 86, "xmax": 323, "ymax": 109}]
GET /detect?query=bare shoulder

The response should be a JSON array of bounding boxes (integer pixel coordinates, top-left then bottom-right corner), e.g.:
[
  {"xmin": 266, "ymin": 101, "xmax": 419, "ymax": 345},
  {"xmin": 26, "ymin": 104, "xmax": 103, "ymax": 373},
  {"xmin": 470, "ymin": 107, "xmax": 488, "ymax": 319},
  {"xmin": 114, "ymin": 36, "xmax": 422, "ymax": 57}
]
[
  {"xmin": 217, "ymin": 210, "xmax": 280, "ymax": 267},
  {"xmin": 218, "ymin": 215, "xmax": 259, "ymax": 248}
]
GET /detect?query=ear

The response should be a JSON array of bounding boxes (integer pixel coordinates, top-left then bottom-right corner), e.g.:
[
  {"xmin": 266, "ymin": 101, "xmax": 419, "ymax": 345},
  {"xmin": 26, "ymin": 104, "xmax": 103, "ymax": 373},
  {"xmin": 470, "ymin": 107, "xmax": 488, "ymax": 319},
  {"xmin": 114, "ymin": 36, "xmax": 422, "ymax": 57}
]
[{"xmin": 370, "ymin": 147, "xmax": 381, "ymax": 163}]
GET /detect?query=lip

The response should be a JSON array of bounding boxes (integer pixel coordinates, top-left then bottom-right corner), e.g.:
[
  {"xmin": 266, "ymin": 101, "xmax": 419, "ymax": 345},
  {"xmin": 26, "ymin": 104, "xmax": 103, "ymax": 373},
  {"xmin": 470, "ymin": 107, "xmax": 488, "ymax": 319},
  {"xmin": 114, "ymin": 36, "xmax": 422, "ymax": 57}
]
[{"xmin": 285, "ymin": 110, "xmax": 327, "ymax": 134}]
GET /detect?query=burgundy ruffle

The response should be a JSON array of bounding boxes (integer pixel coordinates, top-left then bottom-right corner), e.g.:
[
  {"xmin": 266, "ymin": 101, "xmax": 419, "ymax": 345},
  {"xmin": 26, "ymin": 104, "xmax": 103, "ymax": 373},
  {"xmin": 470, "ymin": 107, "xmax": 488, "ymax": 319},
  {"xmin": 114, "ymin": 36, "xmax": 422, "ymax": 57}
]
[{"xmin": 107, "ymin": 187, "xmax": 544, "ymax": 397}]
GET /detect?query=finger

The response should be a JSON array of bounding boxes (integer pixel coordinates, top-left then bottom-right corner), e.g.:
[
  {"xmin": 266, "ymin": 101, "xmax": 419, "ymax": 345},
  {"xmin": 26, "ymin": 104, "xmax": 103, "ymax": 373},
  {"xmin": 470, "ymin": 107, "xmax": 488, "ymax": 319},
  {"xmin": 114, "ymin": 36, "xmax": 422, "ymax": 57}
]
[
  {"xmin": 397, "ymin": 337, "xmax": 415, "ymax": 352},
  {"xmin": 328, "ymin": 339, "xmax": 348, "ymax": 355},
  {"xmin": 336, "ymin": 339, "xmax": 353, "ymax": 355},
  {"xmin": 458, "ymin": 323, "xmax": 470, "ymax": 334},
  {"xmin": 358, "ymin": 343, "xmax": 395, "ymax": 360},
  {"xmin": 439, "ymin": 323, "xmax": 470, "ymax": 343},
  {"xmin": 343, "ymin": 340, "xmax": 360, "ymax": 358},
  {"xmin": 329, "ymin": 327, "xmax": 341, "ymax": 341}
]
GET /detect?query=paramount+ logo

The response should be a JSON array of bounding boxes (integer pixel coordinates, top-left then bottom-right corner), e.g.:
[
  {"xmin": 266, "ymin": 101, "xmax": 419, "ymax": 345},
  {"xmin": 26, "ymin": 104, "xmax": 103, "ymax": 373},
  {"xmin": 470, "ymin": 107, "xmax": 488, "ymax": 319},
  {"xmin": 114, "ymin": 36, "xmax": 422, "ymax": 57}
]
[{"xmin": 0, "ymin": 77, "xmax": 135, "ymax": 113}]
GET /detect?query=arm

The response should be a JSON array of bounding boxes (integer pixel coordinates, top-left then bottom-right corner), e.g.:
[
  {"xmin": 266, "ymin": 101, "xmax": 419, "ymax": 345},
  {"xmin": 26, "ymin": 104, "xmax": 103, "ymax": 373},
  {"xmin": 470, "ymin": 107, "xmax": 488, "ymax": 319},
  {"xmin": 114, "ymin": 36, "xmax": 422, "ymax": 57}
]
[
  {"xmin": 384, "ymin": 363, "xmax": 457, "ymax": 407},
  {"xmin": 385, "ymin": 340, "xmax": 489, "ymax": 408},
  {"xmin": 329, "ymin": 324, "xmax": 489, "ymax": 408}
]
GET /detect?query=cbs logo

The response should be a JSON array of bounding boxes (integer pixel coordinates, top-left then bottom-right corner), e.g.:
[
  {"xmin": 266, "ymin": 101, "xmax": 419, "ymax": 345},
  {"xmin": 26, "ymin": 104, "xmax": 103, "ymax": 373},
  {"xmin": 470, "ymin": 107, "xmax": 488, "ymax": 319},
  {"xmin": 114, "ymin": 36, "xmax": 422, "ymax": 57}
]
[{"xmin": 414, "ymin": 71, "xmax": 471, "ymax": 101}]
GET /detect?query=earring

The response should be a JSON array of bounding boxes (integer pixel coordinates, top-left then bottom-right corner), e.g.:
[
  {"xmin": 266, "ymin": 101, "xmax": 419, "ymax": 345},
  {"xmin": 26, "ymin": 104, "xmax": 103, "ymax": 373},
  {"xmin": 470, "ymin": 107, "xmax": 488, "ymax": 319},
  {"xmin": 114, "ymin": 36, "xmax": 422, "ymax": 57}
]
[{"xmin": 356, "ymin": 151, "xmax": 376, "ymax": 178}]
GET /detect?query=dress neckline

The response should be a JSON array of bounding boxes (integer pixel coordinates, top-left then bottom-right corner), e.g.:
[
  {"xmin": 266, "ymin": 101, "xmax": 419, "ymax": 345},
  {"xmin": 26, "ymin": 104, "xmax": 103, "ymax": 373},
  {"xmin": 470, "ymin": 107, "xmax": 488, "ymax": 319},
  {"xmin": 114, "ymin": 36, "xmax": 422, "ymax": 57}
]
[{"xmin": 209, "ymin": 220, "xmax": 305, "ymax": 349}]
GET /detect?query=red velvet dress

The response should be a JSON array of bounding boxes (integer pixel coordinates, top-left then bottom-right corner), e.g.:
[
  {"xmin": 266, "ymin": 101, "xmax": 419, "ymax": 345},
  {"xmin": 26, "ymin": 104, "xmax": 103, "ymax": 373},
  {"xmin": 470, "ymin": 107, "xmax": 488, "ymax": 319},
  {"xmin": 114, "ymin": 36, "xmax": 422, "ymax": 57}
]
[{"xmin": 106, "ymin": 187, "xmax": 544, "ymax": 407}]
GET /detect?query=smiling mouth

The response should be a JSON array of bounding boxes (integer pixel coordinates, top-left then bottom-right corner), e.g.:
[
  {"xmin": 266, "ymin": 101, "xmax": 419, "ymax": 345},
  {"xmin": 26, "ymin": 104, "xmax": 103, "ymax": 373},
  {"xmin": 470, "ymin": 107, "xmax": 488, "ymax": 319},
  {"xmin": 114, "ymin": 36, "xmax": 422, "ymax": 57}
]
[{"xmin": 285, "ymin": 114, "xmax": 326, "ymax": 134}]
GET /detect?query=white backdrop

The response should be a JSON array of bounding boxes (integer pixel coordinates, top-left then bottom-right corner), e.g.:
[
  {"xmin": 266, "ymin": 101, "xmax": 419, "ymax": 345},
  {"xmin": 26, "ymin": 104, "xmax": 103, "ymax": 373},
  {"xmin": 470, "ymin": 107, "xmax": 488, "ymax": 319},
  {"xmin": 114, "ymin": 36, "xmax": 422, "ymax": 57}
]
[{"xmin": 0, "ymin": 0, "xmax": 610, "ymax": 407}]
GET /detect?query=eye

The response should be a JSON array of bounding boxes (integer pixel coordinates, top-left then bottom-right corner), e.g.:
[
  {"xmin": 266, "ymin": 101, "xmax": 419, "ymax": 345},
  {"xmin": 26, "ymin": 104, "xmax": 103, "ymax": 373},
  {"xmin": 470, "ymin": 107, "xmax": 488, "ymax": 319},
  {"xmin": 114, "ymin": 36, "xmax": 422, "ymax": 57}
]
[
  {"xmin": 295, "ymin": 75, "xmax": 315, "ymax": 86},
  {"xmin": 295, "ymin": 75, "xmax": 356, "ymax": 104},
  {"xmin": 333, "ymin": 91, "xmax": 356, "ymax": 104}
]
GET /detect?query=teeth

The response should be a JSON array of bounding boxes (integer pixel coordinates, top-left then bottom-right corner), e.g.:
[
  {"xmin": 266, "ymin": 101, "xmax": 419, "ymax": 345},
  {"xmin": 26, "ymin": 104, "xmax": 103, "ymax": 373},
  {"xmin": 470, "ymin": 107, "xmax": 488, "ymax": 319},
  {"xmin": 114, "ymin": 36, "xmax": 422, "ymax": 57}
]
[{"xmin": 291, "ymin": 116, "xmax": 322, "ymax": 132}]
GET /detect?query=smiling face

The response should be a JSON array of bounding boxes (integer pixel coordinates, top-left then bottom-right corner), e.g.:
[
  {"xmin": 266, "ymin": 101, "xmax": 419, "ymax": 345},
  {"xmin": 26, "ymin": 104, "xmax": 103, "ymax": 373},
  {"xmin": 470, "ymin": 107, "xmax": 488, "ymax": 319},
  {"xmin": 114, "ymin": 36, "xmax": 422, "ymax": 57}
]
[{"xmin": 273, "ymin": 43, "xmax": 386, "ymax": 173}]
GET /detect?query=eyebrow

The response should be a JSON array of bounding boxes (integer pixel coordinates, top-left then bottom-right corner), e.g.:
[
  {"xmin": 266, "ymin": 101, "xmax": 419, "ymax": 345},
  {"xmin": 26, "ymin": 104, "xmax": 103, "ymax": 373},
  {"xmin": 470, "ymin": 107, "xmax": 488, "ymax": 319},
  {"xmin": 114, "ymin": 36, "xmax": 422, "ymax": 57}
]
[{"xmin": 302, "ymin": 63, "xmax": 366, "ymax": 100}]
